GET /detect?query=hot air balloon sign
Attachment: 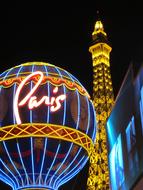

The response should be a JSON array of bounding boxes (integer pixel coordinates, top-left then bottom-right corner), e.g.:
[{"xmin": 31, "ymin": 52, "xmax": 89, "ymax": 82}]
[{"xmin": 0, "ymin": 62, "xmax": 96, "ymax": 190}]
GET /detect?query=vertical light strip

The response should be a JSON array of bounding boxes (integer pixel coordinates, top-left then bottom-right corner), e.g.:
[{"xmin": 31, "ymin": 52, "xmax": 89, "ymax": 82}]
[
  {"xmin": 54, "ymin": 67, "xmax": 66, "ymax": 125},
  {"xmin": 3, "ymin": 141, "xmax": 24, "ymax": 186},
  {"xmin": 65, "ymin": 70, "xmax": 80, "ymax": 130},
  {"xmin": 0, "ymin": 169, "xmax": 15, "ymax": 189},
  {"xmin": 44, "ymin": 144, "xmax": 61, "ymax": 185},
  {"xmin": 38, "ymin": 65, "xmax": 49, "ymax": 185},
  {"xmin": 91, "ymin": 100, "xmax": 96, "ymax": 141},
  {"xmin": 49, "ymin": 67, "xmax": 73, "ymax": 187},
  {"xmin": 16, "ymin": 142, "xmax": 29, "ymax": 185},
  {"xmin": 63, "ymin": 71, "xmax": 75, "ymax": 124},
  {"xmin": 75, "ymin": 89, "xmax": 80, "ymax": 130},
  {"xmin": 44, "ymin": 65, "xmax": 50, "ymax": 123},
  {"xmin": 53, "ymin": 147, "xmax": 82, "ymax": 188},
  {"xmin": 66, "ymin": 70, "xmax": 94, "ymax": 140},
  {"xmin": 85, "ymin": 96, "xmax": 90, "ymax": 135},
  {"xmin": 30, "ymin": 64, "xmax": 35, "ymax": 184},
  {"xmin": 0, "ymin": 158, "xmax": 19, "ymax": 187},
  {"xmin": 51, "ymin": 142, "xmax": 73, "ymax": 188},
  {"xmin": 64, "ymin": 69, "xmax": 80, "ymax": 130},
  {"xmin": 38, "ymin": 138, "xmax": 47, "ymax": 185},
  {"xmin": 59, "ymin": 156, "xmax": 88, "ymax": 188},
  {"xmin": 30, "ymin": 137, "xmax": 35, "ymax": 184},
  {"xmin": 66, "ymin": 70, "xmax": 93, "ymax": 139},
  {"xmin": 56, "ymin": 155, "xmax": 87, "ymax": 189},
  {"xmin": 57, "ymin": 156, "xmax": 84, "ymax": 187},
  {"xmin": 13, "ymin": 66, "xmax": 23, "ymax": 124}
]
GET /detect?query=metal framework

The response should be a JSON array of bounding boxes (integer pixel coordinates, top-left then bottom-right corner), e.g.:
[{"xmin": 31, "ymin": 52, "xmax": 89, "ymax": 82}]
[{"xmin": 87, "ymin": 20, "xmax": 114, "ymax": 189}]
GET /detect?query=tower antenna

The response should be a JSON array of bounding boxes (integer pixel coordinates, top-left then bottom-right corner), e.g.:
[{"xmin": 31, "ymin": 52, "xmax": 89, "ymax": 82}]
[{"xmin": 96, "ymin": 10, "xmax": 100, "ymax": 20}]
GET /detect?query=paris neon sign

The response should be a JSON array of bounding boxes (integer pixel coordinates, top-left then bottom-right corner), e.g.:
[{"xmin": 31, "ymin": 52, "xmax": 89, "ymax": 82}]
[{"xmin": 14, "ymin": 71, "xmax": 66, "ymax": 124}]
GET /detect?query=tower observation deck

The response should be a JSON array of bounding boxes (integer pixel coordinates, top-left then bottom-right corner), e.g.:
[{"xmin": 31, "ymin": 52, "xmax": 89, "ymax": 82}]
[{"xmin": 87, "ymin": 20, "xmax": 114, "ymax": 190}]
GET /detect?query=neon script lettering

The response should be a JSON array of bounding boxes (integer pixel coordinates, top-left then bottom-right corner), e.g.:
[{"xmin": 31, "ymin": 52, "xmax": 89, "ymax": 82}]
[{"xmin": 14, "ymin": 71, "xmax": 66, "ymax": 124}]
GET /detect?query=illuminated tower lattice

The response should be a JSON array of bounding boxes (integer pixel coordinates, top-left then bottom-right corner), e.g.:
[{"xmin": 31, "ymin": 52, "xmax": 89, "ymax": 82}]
[{"xmin": 87, "ymin": 20, "xmax": 114, "ymax": 189}]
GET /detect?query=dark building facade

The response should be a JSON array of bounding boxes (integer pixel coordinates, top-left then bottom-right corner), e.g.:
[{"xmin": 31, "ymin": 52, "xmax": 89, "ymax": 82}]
[{"xmin": 106, "ymin": 63, "xmax": 143, "ymax": 190}]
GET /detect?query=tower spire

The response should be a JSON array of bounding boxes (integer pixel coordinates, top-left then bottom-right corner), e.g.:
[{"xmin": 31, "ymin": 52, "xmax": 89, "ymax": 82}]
[
  {"xmin": 87, "ymin": 18, "xmax": 114, "ymax": 190},
  {"xmin": 92, "ymin": 20, "xmax": 107, "ymax": 37},
  {"xmin": 92, "ymin": 11, "xmax": 107, "ymax": 38}
]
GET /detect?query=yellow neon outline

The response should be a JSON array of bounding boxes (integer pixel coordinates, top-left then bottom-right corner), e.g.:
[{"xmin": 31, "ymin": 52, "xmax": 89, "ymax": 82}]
[
  {"xmin": 0, "ymin": 123, "xmax": 94, "ymax": 157},
  {"xmin": 0, "ymin": 76, "xmax": 90, "ymax": 98},
  {"xmin": 0, "ymin": 71, "xmax": 74, "ymax": 82}
]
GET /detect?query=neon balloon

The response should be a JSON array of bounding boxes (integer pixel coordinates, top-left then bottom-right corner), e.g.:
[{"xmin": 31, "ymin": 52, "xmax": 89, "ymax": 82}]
[{"xmin": 0, "ymin": 62, "xmax": 96, "ymax": 190}]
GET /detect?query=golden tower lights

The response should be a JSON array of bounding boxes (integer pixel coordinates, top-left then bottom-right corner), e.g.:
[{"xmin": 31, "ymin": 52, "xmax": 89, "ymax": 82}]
[{"xmin": 87, "ymin": 20, "xmax": 114, "ymax": 189}]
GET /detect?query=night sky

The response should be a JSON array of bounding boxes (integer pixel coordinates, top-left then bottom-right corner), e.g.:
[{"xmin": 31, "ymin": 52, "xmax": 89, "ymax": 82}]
[{"xmin": 0, "ymin": 2, "xmax": 143, "ymax": 190}]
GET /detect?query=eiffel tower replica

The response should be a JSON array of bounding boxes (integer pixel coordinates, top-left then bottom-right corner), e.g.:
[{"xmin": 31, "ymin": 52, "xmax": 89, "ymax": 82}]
[{"xmin": 87, "ymin": 19, "xmax": 114, "ymax": 190}]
